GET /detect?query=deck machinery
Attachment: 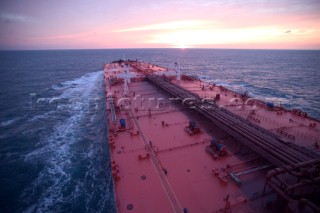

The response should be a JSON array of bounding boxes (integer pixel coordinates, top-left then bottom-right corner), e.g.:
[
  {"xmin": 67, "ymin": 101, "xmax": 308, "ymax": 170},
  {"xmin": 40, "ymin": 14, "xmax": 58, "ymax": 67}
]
[
  {"xmin": 146, "ymin": 74, "xmax": 320, "ymax": 212},
  {"xmin": 104, "ymin": 60, "xmax": 320, "ymax": 213}
]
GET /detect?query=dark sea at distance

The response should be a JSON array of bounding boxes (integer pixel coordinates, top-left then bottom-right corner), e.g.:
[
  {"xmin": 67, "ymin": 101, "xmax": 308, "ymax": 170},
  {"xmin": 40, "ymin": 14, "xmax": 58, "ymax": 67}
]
[{"xmin": 0, "ymin": 49, "xmax": 319, "ymax": 213}]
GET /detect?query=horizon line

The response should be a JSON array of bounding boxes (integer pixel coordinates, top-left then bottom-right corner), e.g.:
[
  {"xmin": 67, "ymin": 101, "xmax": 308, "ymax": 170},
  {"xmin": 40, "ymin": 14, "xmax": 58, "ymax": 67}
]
[{"xmin": 1, "ymin": 47, "xmax": 320, "ymax": 51}]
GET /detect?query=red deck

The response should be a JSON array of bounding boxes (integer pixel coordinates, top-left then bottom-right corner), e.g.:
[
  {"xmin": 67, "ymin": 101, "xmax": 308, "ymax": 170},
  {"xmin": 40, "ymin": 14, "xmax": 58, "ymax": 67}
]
[{"xmin": 104, "ymin": 61, "xmax": 320, "ymax": 212}]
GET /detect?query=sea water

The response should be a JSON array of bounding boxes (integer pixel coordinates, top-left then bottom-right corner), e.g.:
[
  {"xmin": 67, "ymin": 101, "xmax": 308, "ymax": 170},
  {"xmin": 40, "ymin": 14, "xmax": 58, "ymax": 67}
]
[{"xmin": 0, "ymin": 49, "xmax": 319, "ymax": 212}]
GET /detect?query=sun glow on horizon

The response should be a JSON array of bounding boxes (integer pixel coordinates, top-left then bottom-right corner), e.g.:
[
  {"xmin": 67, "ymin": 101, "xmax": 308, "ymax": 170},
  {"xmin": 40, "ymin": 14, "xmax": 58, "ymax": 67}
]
[
  {"xmin": 173, "ymin": 44, "xmax": 192, "ymax": 49},
  {"xmin": 111, "ymin": 17, "xmax": 320, "ymax": 49},
  {"xmin": 139, "ymin": 25, "xmax": 309, "ymax": 48}
]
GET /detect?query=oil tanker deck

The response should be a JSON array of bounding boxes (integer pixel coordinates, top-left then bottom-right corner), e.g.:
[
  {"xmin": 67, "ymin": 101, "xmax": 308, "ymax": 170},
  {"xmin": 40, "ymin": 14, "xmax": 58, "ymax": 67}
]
[{"xmin": 103, "ymin": 60, "xmax": 320, "ymax": 213}]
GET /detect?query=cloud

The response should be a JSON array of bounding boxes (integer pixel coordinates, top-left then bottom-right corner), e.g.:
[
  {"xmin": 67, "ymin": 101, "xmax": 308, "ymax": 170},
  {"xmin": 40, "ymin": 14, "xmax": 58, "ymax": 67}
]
[
  {"xmin": 113, "ymin": 20, "xmax": 213, "ymax": 32},
  {"xmin": 285, "ymin": 30, "xmax": 291, "ymax": 34},
  {"xmin": 33, "ymin": 32, "xmax": 94, "ymax": 41},
  {"xmin": 144, "ymin": 26, "xmax": 286, "ymax": 48},
  {"xmin": 0, "ymin": 12, "xmax": 35, "ymax": 23}
]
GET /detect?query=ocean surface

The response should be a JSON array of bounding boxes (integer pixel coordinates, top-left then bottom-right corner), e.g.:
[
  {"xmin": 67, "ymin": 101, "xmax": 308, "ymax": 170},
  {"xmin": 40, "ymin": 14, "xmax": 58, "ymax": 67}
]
[{"xmin": 0, "ymin": 49, "xmax": 319, "ymax": 212}]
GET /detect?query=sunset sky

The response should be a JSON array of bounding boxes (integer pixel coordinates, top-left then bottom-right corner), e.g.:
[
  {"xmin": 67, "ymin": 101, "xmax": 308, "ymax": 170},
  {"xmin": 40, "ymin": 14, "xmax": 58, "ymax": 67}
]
[{"xmin": 0, "ymin": 0, "xmax": 320, "ymax": 50}]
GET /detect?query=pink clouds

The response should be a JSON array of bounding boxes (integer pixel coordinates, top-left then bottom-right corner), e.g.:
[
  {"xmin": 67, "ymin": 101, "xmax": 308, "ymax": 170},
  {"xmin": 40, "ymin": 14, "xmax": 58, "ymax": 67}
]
[{"xmin": 0, "ymin": 0, "xmax": 319, "ymax": 50}]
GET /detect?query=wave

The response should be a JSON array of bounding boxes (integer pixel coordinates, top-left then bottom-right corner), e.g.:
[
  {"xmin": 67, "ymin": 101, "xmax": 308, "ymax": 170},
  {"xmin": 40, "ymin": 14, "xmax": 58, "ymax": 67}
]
[
  {"xmin": 21, "ymin": 70, "xmax": 113, "ymax": 212},
  {"xmin": 51, "ymin": 71, "xmax": 103, "ymax": 91},
  {"xmin": 0, "ymin": 117, "xmax": 21, "ymax": 127}
]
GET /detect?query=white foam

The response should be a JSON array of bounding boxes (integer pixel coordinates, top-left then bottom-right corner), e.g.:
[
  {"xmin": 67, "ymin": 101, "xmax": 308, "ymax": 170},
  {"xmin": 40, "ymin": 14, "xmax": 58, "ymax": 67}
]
[
  {"xmin": 0, "ymin": 117, "xmax": 21, "ymax": 127},
  {"xmin": 22, "ymin": 70, "xmax": 104, "ymax": 212},
  {"xmin": 51, "ymin": 71, "xmax": 103, "ymax": 91},
  {"xmin": 27, "ymin": 111, "xmax": 55, "ymax": 123}
]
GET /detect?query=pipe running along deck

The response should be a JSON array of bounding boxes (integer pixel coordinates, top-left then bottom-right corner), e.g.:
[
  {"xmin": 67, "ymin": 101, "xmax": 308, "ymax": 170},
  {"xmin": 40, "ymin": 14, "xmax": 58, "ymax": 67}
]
[{"xmin": 146, "ymin": 75, "xmax": 320, "ymax": 167}]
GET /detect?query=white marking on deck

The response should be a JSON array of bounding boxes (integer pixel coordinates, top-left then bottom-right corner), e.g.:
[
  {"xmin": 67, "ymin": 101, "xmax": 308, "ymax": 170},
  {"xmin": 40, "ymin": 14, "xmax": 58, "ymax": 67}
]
[{"xmin": 129, "ymin": 109, "xmax": 183, "ymax": 213}]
